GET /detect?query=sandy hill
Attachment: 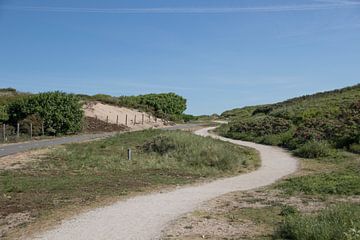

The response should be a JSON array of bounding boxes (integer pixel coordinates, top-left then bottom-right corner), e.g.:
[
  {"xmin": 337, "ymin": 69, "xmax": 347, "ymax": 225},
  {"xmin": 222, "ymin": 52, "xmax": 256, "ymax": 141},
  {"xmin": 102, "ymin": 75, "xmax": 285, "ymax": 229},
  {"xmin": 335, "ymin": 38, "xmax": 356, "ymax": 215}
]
[{"xmin": 83, "ymin": 102, "xmax": 167, "ymax": 131}]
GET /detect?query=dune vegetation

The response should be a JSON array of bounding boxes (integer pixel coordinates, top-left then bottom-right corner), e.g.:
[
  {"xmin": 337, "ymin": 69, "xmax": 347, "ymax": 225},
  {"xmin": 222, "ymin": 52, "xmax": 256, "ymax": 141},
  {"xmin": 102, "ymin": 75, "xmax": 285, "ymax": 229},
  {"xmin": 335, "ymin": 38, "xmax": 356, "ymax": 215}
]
[{"xmin": 219, "ymin": 84, "xmax": 360, "ymax": 156}]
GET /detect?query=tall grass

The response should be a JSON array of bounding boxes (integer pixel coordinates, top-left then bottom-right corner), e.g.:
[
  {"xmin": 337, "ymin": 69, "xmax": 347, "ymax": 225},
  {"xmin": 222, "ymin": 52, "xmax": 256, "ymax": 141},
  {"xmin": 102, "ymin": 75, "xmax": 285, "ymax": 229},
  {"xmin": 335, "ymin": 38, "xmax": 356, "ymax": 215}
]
[{"xmin": 274, "ymin": 204, "xmax": 360, "ymax": 240}]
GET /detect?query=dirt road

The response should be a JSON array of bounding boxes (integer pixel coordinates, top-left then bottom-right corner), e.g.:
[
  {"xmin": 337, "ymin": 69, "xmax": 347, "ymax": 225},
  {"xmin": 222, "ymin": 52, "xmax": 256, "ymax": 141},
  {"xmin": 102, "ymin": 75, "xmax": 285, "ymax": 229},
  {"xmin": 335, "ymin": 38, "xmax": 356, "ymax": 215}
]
[{"xmin": 31, "ymin": 127, "xmax": 298, "ymax": 240}]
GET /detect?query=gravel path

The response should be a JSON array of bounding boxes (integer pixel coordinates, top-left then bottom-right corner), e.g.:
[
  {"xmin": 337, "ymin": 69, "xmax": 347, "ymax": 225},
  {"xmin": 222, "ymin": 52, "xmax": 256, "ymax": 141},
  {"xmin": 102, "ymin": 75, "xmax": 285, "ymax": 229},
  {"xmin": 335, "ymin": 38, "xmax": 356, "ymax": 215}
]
[{"xmin": 32, "ymin": 127, "xmax": 298, "ymax": 240}]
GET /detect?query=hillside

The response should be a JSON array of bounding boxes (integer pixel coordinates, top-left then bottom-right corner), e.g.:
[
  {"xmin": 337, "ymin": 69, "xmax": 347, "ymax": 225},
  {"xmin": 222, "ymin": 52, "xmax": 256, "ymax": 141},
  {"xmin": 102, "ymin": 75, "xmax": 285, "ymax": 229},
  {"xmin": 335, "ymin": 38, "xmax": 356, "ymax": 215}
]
[{"xmin": 219, "ymin": 84, "xmax": 360, "ymax": 156}]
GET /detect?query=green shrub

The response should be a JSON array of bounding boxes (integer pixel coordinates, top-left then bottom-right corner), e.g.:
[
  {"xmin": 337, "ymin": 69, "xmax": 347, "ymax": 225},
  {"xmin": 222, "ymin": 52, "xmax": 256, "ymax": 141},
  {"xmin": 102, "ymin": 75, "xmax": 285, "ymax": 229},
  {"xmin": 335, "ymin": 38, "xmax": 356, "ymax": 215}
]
[
  {"xmin": 294, "ymin": 140, "xmax": 332, "ymax": 158},
  {"xmin": 142, "ymin": 135, "xmax": 177, "ymax": 155},
  {"xmin": 274, "ymin": 204, "xmax": 360, "ymax": 240},
  {"xmin": 252, "ymin": 105, "xmax": 273, "ymax": 115},
  {"xmin": 7, "ymin": 91, "xmax": 83, "ymax": 135},
  {"xmin": 118, "ymin": 93, "xmax": 187, "ymax": 117}
]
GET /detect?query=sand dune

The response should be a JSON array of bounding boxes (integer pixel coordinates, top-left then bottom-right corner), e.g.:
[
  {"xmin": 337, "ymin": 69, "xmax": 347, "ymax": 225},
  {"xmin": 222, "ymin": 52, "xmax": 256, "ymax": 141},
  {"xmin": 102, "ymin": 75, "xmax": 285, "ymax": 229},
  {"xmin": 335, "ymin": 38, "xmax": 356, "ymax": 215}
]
[{"xmin": 83, "ymin": 102, "xmax": 166, "ymax": 131}]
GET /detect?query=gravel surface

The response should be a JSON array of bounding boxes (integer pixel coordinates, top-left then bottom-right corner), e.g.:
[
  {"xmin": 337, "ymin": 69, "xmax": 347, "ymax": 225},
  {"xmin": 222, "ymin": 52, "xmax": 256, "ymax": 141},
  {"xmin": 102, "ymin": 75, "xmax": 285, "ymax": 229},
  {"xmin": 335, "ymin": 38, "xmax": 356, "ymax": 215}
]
[{"xmin": 31, "ymin": 127, "xmax": 298, "ymax": 240}]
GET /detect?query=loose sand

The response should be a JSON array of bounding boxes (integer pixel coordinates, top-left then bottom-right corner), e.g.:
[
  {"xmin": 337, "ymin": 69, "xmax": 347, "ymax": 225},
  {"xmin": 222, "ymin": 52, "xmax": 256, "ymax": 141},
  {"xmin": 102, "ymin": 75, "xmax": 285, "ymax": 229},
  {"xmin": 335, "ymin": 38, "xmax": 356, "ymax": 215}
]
[
  {"xmin": 83, "ymin": 102, "xmax": 166, "ymax": 131},
  {"xmin": 30, "ymin": 127, "xmax": 298, "ymax": 240}
]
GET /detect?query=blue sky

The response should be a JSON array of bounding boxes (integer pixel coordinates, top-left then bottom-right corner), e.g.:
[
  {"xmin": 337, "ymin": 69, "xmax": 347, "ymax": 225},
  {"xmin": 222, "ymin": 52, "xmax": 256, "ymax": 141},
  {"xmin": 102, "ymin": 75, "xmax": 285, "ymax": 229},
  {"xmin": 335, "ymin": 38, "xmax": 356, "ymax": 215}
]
[{"xmin": 0, "ymin": 0, "xmax": 359, "ymax": 115}]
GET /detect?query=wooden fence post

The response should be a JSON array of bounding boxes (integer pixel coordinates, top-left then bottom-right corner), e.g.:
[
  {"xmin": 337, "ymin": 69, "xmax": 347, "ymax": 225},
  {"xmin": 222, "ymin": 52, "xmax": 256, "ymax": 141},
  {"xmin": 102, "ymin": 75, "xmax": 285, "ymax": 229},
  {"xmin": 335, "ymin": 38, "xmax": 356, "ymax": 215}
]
[
  {"xmin": 2, "ymin": 124, "xmax": 5, "ymax": 142},
  {"xmin": 106, "ymin": 116, "xmax": 109, "ymax": 123},
  {"xmin": 134, "ymin": 115, "xmax": 137, "ymax": 125},
  {"xmin": 128, "ymin": 148, "xmax": 132, "ymax": 161},
  {"xmin": 17, "ymin": 123, "xmax": 20, "ymax": 138},
  {"xmin": 116, "ymin": 115, "xmax": 119, "ymax": 125},
  {"xmin": 142, "ymin": 114, "xmax": 144, "ymax": 125},
  {"xmin": 125, "ymin": 114, "xmax": 128, "ymax": 126},
  {"xmin": 30, "ymin": 123, "xmax": 33, "ymax": 139},
  {"xmin": 42, "ymin": 122, "xmax": 45, "ymax": 136}
]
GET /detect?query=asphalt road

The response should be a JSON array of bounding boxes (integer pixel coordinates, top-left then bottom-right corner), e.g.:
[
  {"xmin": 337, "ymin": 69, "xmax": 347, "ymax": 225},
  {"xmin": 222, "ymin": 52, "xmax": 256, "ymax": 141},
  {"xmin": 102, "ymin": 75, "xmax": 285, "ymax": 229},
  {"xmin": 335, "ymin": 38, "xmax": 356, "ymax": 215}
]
[
  {"xmin": 0, "ymin": 124, "xmax": 207, "ymax": 158},
  {"xmin": 0, "ymin": 132, "xmax": 120, "ymax": 158}
]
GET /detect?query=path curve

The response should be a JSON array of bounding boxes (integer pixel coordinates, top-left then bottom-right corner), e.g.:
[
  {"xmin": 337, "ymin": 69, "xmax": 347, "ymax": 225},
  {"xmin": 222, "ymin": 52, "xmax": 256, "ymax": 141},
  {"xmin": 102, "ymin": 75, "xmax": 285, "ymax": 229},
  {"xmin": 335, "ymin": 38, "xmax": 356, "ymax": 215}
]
[{"xmin": 32, "ymin": 127, "xmax": 298, "ymax": 240}]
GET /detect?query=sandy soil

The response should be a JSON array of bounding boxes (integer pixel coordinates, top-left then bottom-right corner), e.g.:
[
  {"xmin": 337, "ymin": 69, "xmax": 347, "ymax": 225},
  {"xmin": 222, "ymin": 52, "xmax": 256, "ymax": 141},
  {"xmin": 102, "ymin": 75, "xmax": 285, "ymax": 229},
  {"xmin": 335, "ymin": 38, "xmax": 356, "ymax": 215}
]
[
  {"xmin": 0, "ymin": 148, "xmax": 50, "ymax": 170},
  {"xmin": 29, "ymin": 127, "xmax": 298, "ymax": 240},
  {"xmin": 83, "ymin": 102, "xmax": 166, "ymax": 131}
]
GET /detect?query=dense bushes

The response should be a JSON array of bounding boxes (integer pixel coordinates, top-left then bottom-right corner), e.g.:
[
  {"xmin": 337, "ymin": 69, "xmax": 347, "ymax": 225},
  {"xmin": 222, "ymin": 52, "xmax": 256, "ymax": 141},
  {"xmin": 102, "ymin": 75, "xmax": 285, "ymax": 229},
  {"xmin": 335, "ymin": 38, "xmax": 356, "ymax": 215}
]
[
  {"xmin": 294, "ymin": 141, "xmax": 331, "ymax": 158},
  {"xmin": 228, "ymin": 116, "xmax": 292, "ymax": 138},
  {"xmin": 220, "ymin": 84, "xmax": 360, "ymax": 157},
  {"xmin": 118, "ymin": 93, "xmax": 187, "ymax": 117},
  {"xmin": 275, "ymin": 204, "xmax": 360, "ymax": 240},
  {"xmin": 7, "ymin": 92, "xmax": 83, "ymax": 135}
]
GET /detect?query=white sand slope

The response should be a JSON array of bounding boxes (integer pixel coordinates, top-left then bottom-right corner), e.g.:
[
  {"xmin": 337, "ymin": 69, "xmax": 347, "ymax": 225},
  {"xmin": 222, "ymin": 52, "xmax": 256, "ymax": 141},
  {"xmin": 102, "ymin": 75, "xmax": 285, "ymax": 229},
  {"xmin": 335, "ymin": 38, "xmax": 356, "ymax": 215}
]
[
  {"xmin": 83, "ymin": 102, "xmax": 166, "ymax": 131},
  {"xmin": 31, "ymin": 127, "xmax": 298, "ymax": 240}
]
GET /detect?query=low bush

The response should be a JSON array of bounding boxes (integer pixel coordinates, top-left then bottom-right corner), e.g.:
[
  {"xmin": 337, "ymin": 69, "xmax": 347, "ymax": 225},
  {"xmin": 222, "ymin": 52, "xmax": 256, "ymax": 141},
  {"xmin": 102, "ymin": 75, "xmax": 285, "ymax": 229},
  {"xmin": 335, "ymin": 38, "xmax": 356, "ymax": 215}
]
[
  {"xmin": 294, "ymin": 140, "xmax": 332, "ymax": 158},
  {"xmin": 275, "ymin": 204, "xmax": 360, "ymax": 240},
  {"xmin": 142, "ymin": 135, "xmax": 177, "ymax": 155}
]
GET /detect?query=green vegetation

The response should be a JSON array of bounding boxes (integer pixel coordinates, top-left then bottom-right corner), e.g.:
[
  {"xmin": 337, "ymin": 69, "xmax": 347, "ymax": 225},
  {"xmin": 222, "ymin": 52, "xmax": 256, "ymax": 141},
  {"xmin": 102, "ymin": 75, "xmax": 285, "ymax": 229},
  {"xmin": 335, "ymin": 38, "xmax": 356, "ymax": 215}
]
[
  {"xmin": 7, "ymin": 91, "xmax": 84, "ymax": 135},
  {"xmin": 0, "ymin": 88, "xmax": 29, "ymax": 123},
  {"xmin": 0, "ymin": 129, "xmax": 259, "ymax": 236},
  {"xmin": 275, "ymin": 204, "xmax": 360, "ymax": 240},
  {"xmin": 219, "ymin": 84, "xmax": 360, "ymax": 156},
  {"xmin": 294, "ymin": 140, "xmax": 332, "ymax": 158}
]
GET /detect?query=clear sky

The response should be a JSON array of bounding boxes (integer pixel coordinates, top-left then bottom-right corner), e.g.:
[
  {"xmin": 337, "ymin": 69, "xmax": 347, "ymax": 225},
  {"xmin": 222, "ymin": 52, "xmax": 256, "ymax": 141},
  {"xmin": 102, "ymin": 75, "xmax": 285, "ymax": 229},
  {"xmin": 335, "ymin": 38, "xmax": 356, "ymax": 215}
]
[{"xmin": 0, "ymin": 0, "xmax": 359, "ymax": 115}]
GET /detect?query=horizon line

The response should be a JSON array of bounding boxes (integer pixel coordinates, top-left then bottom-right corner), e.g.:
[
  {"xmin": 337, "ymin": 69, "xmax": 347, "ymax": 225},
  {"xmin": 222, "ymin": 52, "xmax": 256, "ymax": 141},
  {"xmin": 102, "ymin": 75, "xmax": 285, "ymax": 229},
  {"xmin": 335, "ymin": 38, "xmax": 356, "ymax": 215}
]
[{"xmin": 2, "ymin": 2, "xmax": 360, "ymax": 14}]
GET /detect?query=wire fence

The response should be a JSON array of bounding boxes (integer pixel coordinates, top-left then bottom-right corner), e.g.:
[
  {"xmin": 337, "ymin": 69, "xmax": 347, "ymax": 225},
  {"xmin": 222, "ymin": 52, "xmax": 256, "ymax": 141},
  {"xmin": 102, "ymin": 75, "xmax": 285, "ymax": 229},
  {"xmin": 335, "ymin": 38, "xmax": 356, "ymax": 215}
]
[
  {"xmin": 1, "ymin": 114, "xmax": 168, "ymax": 143},
  {"xmin": 1, "ymin": 122, "xmax": 46, "ymax": 143}
]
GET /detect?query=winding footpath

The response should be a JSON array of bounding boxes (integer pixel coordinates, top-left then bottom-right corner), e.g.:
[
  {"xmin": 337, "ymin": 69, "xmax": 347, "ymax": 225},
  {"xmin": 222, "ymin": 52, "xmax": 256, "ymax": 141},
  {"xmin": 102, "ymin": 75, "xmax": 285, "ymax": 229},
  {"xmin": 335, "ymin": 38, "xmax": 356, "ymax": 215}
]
[{"xmin": 32, "ymin": 127, "xmax": 298, "ymax": 240}]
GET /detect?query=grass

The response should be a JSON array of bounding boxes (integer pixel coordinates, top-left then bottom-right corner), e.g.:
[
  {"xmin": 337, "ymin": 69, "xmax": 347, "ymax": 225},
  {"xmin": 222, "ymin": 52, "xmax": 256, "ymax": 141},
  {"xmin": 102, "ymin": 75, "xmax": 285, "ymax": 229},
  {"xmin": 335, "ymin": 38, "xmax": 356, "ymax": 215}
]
[
  {"xmin": 275, "ymin": 203, "xmax": 360, "ymax": 240},
  {"xmin": 0, "ymin": 129, "xmax": 259, "ymax": 237},
  {"xmin": 277, "ymin": 151, "xmax": 360, "ymax": 196}
]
